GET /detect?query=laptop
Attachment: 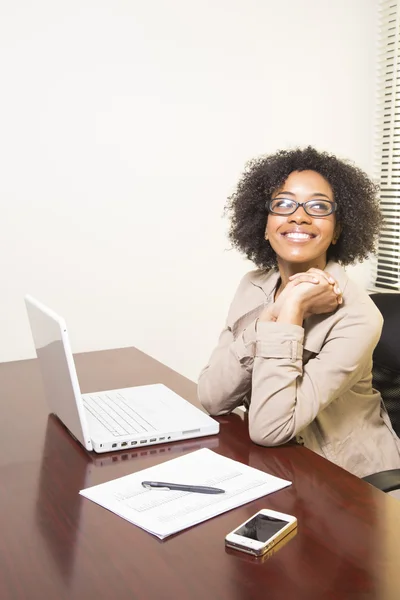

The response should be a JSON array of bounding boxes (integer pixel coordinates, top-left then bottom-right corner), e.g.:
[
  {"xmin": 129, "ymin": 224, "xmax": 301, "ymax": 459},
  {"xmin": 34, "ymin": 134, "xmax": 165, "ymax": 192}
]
[{"xmin": 25, "ymin": 295, "xmax": 219, "ymax": 453}]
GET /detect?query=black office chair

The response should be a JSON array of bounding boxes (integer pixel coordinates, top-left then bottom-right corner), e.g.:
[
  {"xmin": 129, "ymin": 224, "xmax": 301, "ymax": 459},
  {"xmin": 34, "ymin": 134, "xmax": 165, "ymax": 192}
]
[{"xmin": 362, "ymin": 293, "xmax": 400, "ymax": 493}]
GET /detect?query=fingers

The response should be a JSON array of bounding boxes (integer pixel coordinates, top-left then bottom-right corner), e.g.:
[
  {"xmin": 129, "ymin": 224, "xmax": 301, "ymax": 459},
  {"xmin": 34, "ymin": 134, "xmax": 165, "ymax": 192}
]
[
  {"xmin": 288, "ymin": 274, "xmax": 319, "ymax": 286},
  {"xmin": 308, "ymin": 268, "xmax": 335, "ymax": 286},
  {"xmin": 309, "ymin": 270, "xmax": 342, "ymax": 299},
  {"xmin": 290, "ymin": 267, "xmax": 334, "ymax": 286},
  {"xmin": 289, "ymin": 268, "xmax": 343, "ymax": 299}
]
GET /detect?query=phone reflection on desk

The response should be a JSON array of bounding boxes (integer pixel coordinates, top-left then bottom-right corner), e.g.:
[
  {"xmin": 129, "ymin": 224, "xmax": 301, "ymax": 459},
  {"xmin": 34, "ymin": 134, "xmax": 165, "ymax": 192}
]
[{"xmin": 35, "ymin": 414, "xmax": 220, "ymax": 586}]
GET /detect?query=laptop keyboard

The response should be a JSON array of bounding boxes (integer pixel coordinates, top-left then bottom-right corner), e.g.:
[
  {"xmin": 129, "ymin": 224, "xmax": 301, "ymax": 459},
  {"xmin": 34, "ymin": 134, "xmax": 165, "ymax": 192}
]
[{"xmin": 83, "ymin": 392, "xmax": 157, "ymax": 437}]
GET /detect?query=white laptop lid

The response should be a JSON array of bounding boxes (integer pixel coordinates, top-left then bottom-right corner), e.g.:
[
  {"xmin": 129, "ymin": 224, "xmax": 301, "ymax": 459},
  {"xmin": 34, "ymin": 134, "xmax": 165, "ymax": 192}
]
[{"xmin": 25, "ymin": 295, "xmax": 93, "ymax": 451}]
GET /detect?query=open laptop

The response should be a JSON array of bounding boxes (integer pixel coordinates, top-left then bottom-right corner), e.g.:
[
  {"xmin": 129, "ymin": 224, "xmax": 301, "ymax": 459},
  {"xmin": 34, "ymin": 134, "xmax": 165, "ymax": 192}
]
[{"xmin": 25, "ymin": 295, "xmax": 219, "ymax": 453}]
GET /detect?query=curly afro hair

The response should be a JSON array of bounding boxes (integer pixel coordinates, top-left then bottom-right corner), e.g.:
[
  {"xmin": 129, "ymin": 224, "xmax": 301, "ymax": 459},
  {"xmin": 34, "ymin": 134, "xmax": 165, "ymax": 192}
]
[{"xmin": 225, "ymin": 146, "xmax": 382, "ymax": 270}]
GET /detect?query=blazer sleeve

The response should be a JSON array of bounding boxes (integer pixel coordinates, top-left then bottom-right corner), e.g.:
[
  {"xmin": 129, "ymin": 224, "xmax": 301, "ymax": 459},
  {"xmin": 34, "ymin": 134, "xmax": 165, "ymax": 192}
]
[
  {"xmin": 198, "ymin": 274, "xmax": 260, "ymax": 415},
  {"xmin": 248, "ymin": 306, "xmax": 383, "ymax": 446}
]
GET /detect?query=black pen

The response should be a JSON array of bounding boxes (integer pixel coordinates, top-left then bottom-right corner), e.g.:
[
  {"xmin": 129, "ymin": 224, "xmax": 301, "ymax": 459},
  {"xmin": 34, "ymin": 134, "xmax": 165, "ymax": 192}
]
[{"xmin": 141, "ymin": 481, "xmax": 225, "ymax": 494}]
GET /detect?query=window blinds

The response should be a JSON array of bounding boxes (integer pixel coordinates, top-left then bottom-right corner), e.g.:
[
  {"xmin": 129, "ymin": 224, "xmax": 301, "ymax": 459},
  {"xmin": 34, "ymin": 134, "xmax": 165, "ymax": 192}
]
[{"xmin": 371, "ymin": 0, "xmax": 400, "ymax": 290}]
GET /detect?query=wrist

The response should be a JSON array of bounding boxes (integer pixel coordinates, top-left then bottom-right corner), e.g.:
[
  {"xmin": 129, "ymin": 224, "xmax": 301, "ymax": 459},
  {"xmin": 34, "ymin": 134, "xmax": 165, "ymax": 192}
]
[
  {"xmin": 276, "ymin": 299, "xmax": 304, "ymax": 326},
  {"xmin": 259, "ymin": 305, "xmax": 277, "ymax": 322}
]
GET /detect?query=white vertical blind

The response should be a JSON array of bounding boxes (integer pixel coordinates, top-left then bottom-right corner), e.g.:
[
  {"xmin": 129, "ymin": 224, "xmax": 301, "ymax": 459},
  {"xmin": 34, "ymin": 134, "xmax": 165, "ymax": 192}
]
[{"xmin": 371, "ymin": 0, "xmax": 400, "ymax": 290}]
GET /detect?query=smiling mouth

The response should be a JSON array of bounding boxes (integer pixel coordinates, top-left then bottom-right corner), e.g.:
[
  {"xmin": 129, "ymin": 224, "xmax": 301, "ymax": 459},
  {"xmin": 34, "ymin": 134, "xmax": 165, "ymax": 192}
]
[{"xmin": 281, "ymin": 232, "xmax": 315, "ymax": 240}]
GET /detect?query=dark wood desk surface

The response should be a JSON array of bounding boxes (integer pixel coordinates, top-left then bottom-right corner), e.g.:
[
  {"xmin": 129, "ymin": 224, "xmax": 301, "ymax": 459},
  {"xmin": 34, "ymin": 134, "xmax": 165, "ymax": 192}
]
[{"xmin": 1, "ymin": 347, "xmax": 399, "ymax": 600}]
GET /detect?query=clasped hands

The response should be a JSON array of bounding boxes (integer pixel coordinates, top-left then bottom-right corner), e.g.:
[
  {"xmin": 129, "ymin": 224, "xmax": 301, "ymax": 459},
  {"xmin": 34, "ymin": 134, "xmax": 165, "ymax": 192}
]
[{"xmin": 260, "ymin": 268, "xmax": 343, "ymax": 324}]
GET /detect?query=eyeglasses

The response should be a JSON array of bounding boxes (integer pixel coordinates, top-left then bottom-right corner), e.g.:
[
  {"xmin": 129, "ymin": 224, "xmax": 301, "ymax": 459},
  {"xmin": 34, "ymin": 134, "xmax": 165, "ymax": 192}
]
[{"xmin": 267, "ymin": 198, "xmax": 337, "ymax": 217}]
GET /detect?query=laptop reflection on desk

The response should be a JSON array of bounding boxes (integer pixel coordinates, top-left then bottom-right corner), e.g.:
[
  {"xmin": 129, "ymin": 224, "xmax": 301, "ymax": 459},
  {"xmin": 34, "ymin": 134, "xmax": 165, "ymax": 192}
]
[{"xmin": 35, "ymin": 415, "xmax": 220, "ymax": 584}]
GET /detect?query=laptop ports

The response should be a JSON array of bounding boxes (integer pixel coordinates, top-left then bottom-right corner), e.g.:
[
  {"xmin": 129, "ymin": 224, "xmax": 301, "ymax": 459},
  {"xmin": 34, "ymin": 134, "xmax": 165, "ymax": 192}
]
[{"xmin": 121, "ymin": 442, "xmax": 128, "ymax": 447}]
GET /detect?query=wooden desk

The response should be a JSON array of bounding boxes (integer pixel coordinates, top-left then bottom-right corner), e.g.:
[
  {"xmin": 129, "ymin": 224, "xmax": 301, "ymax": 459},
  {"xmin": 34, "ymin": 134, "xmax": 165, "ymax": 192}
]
[{"xmin": 0, "ymin": 348, "xmax": 399, "ymax": 600}]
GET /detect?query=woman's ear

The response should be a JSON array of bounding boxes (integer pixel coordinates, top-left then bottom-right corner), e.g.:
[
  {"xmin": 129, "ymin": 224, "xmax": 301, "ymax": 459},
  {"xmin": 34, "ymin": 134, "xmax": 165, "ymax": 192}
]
[{"xmin": 332, "ymin": 223, "xmax": 342, "ymax": 245}]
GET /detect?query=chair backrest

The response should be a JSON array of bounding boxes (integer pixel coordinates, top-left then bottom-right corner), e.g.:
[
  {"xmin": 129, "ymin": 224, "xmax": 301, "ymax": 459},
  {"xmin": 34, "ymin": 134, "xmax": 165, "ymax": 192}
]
[{"xmin": 370, "ymin": 293, "xmax": 400, "ymax": 437}]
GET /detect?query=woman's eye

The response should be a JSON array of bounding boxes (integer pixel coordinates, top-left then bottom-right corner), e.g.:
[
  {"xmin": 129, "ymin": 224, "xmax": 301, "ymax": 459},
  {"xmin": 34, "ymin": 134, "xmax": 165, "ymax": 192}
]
[
  {"xmin": 309, "ymin": 201, "xmax": 330, "ymax": 211},
  {"xmin": 273, "ymin": 198, "xmax": 293, "ymax": 208}
]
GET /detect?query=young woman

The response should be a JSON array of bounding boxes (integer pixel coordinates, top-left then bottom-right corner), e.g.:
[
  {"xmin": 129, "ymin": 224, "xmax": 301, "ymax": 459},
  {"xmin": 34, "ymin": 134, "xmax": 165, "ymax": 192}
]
[{"xmin": 198, "ymin": 146, "xmax": 400, "ymax": 478}]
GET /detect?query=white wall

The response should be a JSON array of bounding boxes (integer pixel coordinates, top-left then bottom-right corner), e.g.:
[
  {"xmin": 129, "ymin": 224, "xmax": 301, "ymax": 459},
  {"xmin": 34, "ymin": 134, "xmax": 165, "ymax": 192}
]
[{"xmin": 0, "ymin": 0, "xmax": 378, "ymax": 381}]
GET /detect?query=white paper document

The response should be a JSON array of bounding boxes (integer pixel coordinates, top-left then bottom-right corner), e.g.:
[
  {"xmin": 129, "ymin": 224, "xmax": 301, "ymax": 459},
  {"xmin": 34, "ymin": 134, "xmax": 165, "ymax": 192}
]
[{"xmin": 79, "ymin": 448, "xmax": 291, "ymax": 539}]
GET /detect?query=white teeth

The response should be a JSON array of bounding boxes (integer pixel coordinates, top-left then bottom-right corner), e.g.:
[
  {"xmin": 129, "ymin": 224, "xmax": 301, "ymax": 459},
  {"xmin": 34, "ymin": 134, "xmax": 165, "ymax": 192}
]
[{"xmin": 285, "ymin": 232, "xmax": 311, "ymax": 239}]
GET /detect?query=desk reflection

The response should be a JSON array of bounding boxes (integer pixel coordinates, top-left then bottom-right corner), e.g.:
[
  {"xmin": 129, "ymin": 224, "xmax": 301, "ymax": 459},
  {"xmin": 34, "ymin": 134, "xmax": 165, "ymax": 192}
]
[
  {"xmin": 35, "ymin": 415, "xmax": 220, "ymax": 585},
  {"xmin": 225, "ymin": 442, "xmax": 382, "ymax": 600}
]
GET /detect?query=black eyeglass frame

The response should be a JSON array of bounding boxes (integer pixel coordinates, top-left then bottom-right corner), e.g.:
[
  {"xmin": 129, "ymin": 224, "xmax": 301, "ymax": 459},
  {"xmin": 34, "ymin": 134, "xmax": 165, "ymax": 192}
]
[{"xmin": 266, "ymin": 198, "xmax": 338, "ymax": 217}]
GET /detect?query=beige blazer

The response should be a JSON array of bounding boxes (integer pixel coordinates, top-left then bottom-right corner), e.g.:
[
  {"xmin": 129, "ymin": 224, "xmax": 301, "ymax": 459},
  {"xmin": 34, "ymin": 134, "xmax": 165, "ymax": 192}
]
[{"xmin": 198, "ymin": 261, "xmax": 400, "ymax": 478}]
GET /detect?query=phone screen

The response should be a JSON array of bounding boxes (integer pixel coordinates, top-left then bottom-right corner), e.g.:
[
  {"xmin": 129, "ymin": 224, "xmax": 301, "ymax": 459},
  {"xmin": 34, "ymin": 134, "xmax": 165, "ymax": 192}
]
[{"xmin": 234, "ymin": 513, "xmax": 289, "ymax": 542}]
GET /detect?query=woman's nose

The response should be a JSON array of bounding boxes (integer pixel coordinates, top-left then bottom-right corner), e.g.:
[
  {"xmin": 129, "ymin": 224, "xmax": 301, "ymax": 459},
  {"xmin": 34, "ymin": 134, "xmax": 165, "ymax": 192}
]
[{"xmin": 288, "ymin": 207, "xmax": 312, "ymax": 224}]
